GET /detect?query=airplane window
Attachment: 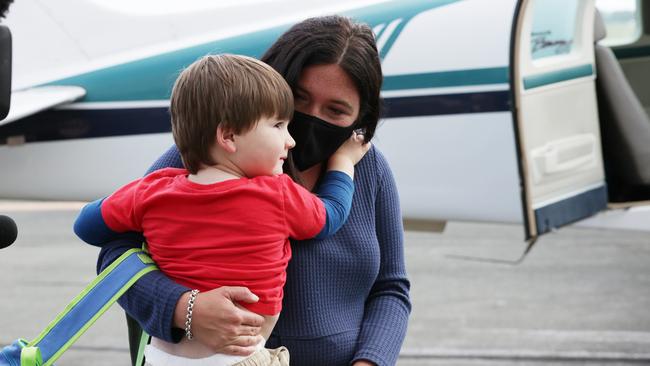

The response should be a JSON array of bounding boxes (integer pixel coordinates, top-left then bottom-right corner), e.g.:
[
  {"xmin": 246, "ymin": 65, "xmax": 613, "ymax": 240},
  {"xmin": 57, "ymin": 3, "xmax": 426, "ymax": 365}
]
[
  {"xmin": 530, "ymin": 0, "xmax": 579, "ymax": 60},
  {"xmin": 595, "ymin": 0, "xmax": 641, "ymax": 46}
]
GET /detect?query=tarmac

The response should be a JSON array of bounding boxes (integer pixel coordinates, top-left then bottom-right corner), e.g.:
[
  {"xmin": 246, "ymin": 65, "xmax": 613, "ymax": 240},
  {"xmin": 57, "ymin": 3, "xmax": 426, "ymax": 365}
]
[{"xmin": 1, "ymin": 201, "xmax": 649, "ymax": 365}]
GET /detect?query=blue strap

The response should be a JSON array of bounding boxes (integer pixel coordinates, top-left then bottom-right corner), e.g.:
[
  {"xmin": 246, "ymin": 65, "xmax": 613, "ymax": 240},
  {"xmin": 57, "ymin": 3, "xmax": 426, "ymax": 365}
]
[{"xmin": 25, "ymin": 249, "xmax": 157, "ymax": 366}]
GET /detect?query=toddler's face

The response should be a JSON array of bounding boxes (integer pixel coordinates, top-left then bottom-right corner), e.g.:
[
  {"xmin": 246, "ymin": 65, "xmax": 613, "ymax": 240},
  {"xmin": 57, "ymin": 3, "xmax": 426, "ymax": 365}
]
[{"xmin": 231, "ymin": 116, "xmax": 295, "ymax": 177}]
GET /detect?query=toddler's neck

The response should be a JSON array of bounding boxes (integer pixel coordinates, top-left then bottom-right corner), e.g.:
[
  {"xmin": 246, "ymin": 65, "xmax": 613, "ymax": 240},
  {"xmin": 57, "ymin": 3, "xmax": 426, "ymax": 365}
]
[{"xmin": 188, "ymin": 165, "xmax": 242, "ymax": 185}]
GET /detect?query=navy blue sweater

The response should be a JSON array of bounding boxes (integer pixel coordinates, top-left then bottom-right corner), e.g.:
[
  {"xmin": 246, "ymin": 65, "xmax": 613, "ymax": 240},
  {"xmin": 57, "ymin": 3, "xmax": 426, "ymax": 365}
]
[{"xmin": 97, "ymin": 145, "xmax": 411, "ymax": 366}]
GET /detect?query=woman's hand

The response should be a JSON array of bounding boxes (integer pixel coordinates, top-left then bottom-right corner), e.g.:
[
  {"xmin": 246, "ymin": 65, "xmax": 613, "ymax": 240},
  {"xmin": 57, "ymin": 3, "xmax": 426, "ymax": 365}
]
[
  {"xmin": 173, "ymin": 286, "xmax": 265, "ymax": 355},
  {"xmin": 352, "ymin": 360, "xmax": 376, "ymax": 366}
]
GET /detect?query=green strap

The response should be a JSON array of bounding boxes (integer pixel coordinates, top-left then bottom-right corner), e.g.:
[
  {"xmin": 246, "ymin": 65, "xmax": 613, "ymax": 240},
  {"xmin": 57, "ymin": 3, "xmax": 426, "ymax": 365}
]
[
  {"xmin": 19, "ymin": 347, "xmax": 41, "ymax": 366},
  {"xmin": 135, "ymin": 331, "xmax": 151, "ymax": 366}
]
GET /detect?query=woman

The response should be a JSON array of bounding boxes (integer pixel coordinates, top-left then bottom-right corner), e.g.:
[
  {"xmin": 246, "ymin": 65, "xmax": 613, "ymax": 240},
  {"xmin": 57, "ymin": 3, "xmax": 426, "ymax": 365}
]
[{"xmin": 98, "ymin": 15, "xmax": 410, "ymax": 366}]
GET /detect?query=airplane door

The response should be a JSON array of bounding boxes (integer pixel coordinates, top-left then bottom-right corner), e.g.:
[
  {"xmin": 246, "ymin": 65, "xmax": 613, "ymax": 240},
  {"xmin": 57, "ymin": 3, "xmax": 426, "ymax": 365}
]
[{"xmin": 511, "ymin": 0, "xmax": 607, "ymax": 240}]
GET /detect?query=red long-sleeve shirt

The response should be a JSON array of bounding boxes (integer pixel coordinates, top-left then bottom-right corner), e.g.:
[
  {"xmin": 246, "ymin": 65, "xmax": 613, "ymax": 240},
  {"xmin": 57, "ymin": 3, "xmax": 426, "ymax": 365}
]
[{"xmin": 101, "ymin": 168, "xmax": 326, "ymax": 315}]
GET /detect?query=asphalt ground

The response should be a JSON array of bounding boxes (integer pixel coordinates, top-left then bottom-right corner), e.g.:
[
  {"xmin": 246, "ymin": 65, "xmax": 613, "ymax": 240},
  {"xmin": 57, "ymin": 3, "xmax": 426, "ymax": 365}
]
[{"xmin": 1, "ymin": 201, "xmax": 649, "ymax": 365}]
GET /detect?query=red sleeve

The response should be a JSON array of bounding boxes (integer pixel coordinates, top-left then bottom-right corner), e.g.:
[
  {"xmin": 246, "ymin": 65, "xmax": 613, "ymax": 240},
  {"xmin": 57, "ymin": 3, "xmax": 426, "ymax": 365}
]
[
  {"xmin": 101, "ymin": 177, "xmax": 146, "ymax": 233},
  {"xmin": 280, "ymin": 174, "xmax": 327, "ymax": 240}
]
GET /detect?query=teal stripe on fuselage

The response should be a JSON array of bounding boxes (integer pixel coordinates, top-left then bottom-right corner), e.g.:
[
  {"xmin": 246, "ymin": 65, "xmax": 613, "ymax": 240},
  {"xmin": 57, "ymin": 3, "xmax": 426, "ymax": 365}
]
[
  {"xmin": 384, "ymin": 67, "xmax": 509, "ymax": 90},
  {"xmin": 45, "ymin": 0, "xmax": 464, "ymax": 102},
  {"xmin": 346, "ymin": 0, "xmax": 458, "ymax": 23},
  {"xmin": 46, "ymin": 26, "xmax": 288, "ymax": 102},
  {"xmin": 523, "ymin": 64, "xmax": 593, "ymax": 90},
  {"xmin": 379, "ymin": 19, "xmax": 408, "ymax": 60},
  {"xmin": 346, "ymin": 0, "xmax": 459, "ymax": 59}
]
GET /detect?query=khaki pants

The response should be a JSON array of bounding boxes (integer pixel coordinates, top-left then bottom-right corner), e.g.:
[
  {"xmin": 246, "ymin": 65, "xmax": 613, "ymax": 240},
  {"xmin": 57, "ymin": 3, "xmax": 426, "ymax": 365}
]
[
  {"xmin": 144, "ymin": 344, "xmax": 289, "ymax": 366},
  {"xmin": 233, "ymin": 347, "xmax": 289, "ymax": 366}
]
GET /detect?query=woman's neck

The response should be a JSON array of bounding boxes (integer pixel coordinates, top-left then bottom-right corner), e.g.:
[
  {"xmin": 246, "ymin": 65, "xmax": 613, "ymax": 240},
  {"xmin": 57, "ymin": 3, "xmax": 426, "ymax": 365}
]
[{"xmin": 298, "ymin": 163, "xmax": 323, "ymax": 192}]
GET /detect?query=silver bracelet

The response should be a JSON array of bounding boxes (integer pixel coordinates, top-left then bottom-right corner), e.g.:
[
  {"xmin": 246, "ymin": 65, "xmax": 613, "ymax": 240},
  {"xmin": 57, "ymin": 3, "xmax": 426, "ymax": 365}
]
[{"xmin": 184, "ymin": 289, "xmax": 200, "ymax": 340}]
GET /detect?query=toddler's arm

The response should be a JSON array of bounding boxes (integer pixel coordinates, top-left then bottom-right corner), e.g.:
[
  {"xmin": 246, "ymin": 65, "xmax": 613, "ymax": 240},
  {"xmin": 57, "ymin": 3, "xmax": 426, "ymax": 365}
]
[
  {"xmin": 74, "ymin": 198, "xmax": 125, "ymax": 246},
  {"xmin": 74, "ymin": 177, "xmax": 144, "ymax": 246},
  {"xmin": 312, "ymin": 131, "xmax": 371, "ymax": 239},
  {"xmin": 313, "ymin": 171, "xmax": 354, "ymax": 239}
]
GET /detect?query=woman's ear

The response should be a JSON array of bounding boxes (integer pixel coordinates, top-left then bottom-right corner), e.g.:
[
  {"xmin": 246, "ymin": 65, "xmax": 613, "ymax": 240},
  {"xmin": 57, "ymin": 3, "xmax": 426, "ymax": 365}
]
[{"xmin": 216, "ymin": 125, "xmax": 237, "ymax": 153}]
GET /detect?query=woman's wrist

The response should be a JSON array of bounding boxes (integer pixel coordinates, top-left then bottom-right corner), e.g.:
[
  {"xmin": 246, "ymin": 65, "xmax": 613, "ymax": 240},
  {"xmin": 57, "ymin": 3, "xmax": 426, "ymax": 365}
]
[
  {"xmin": 184, "ymin": 289, "xmax": 200, "ymax": 340},
  {"xmin": 173, "ymin": 291, "xmax": 192, "ymax": 329}
]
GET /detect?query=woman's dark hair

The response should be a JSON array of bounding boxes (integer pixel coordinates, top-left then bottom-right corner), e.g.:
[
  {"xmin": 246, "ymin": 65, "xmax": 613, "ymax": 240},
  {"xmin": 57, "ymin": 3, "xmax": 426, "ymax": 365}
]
[
  {"xmin": 0, "ymin": 0, "xmax": 13, "ymax": 18},
  {"xmin": 261, "ymin": 15, "xmax": 383, "ymax": 143}
]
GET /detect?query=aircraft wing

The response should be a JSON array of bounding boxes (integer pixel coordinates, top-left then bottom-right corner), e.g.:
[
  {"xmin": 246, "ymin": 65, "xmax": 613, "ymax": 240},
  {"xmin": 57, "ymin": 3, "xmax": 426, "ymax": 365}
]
[{"xmin": 0, "ymin": 85, "xmax": 86, "ymax": 126}]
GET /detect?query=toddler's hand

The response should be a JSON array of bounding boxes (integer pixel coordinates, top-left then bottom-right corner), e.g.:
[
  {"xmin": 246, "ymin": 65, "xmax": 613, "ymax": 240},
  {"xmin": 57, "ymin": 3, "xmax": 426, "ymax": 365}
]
[{"xmin": 331, "ymin": 131, "xmax": 371, "ymax": 166}]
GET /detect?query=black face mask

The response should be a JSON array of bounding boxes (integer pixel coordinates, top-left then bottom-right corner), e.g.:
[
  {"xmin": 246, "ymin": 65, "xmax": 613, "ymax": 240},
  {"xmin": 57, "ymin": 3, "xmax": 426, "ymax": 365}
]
[{"xmin": 289, "ymin": 111, "xmax": 355, "ymax": 171}]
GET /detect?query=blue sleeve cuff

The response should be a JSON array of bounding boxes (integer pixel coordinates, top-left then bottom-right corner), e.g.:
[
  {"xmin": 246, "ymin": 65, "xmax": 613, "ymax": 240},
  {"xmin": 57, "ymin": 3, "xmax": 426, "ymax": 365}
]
[
  {"xmin": 314, "ymin": 170, "xmax": 354, "ymax": 240},
  {"xmin": 74, "ymin": 198, "xmax": 120, "ymax": 246}
]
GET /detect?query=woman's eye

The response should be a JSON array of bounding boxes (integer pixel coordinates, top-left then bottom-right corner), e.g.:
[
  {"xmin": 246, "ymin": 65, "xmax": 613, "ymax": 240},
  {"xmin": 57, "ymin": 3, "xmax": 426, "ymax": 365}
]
[{"xmin": 329, "ymin": 107, "xmax": 345, "ymax": 116}]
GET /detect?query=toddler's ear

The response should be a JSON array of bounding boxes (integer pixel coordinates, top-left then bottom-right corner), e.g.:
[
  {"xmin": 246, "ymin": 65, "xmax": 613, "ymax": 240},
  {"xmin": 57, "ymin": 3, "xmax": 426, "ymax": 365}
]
[{"xmin": 216, "ymin": 125, "xmax": 237, "ymax": 153}]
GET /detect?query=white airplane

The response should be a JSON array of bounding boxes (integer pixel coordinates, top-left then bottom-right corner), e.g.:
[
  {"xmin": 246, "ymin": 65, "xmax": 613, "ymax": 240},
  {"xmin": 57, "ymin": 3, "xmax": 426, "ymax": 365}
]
[{"xmin": 1, "ymin": 0, "xmax": 649, "ymax": 244}]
